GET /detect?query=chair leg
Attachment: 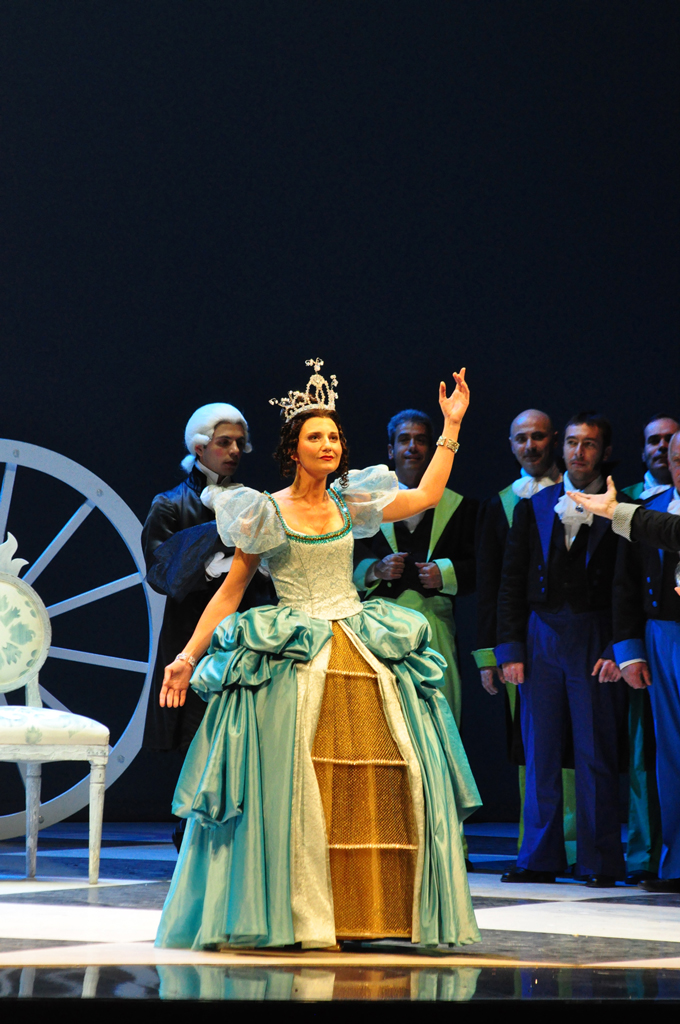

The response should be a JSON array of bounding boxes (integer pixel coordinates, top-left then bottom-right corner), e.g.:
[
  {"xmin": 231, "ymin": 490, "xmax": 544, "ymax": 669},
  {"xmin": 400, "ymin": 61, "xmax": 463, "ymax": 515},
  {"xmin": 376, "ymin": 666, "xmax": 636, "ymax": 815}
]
[
  {"xmin": 24, "ymin": 761, "xmax": 41, "ymax": 880},
  {"xmin": 82, "ymin": 966, "xmax": 100, "ymax": 998},
  {"xmin": 88, "ymin": 762, "xmax": 106, "ymax": 885},
  {"xmin": 19, "ymin": 967, "xmax": 36, "ymax": 998},
  {"xmin": 25, "ymin": 763, "xmax": 41, "ymax": 879}
]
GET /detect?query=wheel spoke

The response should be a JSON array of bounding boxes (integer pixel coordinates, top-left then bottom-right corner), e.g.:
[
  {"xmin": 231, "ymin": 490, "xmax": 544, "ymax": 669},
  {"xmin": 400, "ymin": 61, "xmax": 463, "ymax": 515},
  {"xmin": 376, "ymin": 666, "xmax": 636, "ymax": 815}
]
[
  {"xmin": 0, "ymin": 463, "xmax": 17, "ymax": 543},
  {"xmin": 48, "ymin": 646, "xmax": 148, "ymax": 673},
  {"xmin": 37, "ymin": 685, "xmax": 70, "ymax": 713},
  {"xmin": 46, "ymin": 572, "xmax": 142, "ymax": 618},
  {"xmin": 23, "ymin": 499, "xmax": 96, "ymax": 585},
  {"xmin": 0, "ymin": 440, "xmax": 164, "ymax": 838}
]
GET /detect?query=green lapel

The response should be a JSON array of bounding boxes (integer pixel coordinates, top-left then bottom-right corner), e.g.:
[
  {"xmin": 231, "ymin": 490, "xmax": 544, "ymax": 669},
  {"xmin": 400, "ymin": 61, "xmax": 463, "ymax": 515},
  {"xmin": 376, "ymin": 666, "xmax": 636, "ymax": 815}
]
[
  {"xmin": 499, "ymin": 483, "xmax": 520, "ymax": 528},
  {"xmin": 379, "ymin": 521, "xmax": 398, "ymax": 553},
  {"xmin": 427, "ymin": 488, "xmax": 463, "ymax": 561},
  {"xmin": 621, "ymin": 481, "xmax": 644, "ymax": 500},
  {"xmin": 380, "ymin": 488, "xmax": 463, "ymax": 559}
]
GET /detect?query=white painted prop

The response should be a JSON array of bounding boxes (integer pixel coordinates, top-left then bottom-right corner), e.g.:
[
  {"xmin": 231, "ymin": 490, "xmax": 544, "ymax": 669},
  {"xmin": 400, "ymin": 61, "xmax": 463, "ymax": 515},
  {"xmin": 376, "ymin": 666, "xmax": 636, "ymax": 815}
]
[
  {"xmin": 0, "ymin": 561, "xmax": 108, "ymax": 883},
  {"xmin": 0, "ymin": 440, "xmax": 165, "ymax": 843}
]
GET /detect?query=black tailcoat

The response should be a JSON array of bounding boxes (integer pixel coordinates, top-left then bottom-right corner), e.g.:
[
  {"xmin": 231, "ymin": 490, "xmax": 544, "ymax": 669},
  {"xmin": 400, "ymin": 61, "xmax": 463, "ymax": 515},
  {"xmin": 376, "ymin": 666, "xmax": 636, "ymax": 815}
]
[
  {"xmin": 475, "ymin": 487, "xmax": 526, "ymax": 761},
  {"xmin": 142, "ymin": 466, "xmax": 274, "ymax": 752},
  {"xmin": 475, "ymin": 488, "xmax": 515, "ymax": 653},
  {"xmin": 357, "ymin": 492, "xmax": 477, "ymax": 606},
  {"xmin": 613, "ymin": 491, "xmax": 680, "ymax": 648},
  {"xmin": 496, "ymin": 482, "xmax": 618, "ymax": 665},
  {"xmin": 627, "ymin": 506, "xmax": 680, "ymax": 551}
]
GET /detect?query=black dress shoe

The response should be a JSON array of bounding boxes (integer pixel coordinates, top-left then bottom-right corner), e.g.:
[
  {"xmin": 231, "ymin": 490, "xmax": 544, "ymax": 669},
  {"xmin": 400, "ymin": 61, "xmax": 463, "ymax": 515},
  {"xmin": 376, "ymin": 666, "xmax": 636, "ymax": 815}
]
[
  {"xmin": 639, "ymin": 877, "xmax": 680, "ymax": 893},
  {"xmin": 625, "ymin": 870, "xmax": 657, "ymax": 885},
  {"xmin": 501, "ymin": 868, "xmax": 556, "ymax": 884},
  {"xmin": 585, "ymin": 874, "xmax": 619, "ymax": 888}
]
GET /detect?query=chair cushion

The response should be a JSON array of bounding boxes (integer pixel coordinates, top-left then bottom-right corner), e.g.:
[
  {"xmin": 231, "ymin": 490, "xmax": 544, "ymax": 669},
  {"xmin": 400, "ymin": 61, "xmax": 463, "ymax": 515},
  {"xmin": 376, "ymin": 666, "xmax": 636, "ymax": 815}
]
[{"xmin": 0, "ymin": 707, "xmax": 109, "ymax": 746}]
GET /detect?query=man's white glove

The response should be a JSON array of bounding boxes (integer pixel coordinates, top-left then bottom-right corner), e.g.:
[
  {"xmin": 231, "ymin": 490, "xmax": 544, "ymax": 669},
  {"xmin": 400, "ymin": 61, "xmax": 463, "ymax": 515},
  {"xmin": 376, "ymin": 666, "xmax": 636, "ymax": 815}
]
[{"xmin": 204, "ymin": 552, "xmax": 234, "ymax": 579}]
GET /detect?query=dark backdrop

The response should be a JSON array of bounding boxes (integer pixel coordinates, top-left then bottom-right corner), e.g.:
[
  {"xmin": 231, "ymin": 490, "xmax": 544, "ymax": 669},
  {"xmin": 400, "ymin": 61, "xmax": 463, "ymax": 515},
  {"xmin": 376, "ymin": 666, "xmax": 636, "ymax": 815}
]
[{"xmin": 1, "ymin": 1, "xmax": 678, "ymax": 822}]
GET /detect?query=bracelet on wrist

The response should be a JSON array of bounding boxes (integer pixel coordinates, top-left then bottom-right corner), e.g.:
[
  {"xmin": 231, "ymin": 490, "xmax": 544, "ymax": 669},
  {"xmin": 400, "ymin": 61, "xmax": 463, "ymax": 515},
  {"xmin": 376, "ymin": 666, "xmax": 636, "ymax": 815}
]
[
  {"xmin": 436, "ymin": 435, "xmax": 460, "ymax": 454},
  {"xmin": 175, "ymin": 652, "xmax": 197, "ymax": 669}
]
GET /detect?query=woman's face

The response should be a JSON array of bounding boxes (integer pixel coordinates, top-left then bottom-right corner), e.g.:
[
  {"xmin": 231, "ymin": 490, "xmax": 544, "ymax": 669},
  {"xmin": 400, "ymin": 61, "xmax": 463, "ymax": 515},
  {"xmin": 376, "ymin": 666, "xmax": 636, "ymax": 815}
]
[{"xmin": 295, "ymin": 416, "xmax": 342, "ymax": 476}]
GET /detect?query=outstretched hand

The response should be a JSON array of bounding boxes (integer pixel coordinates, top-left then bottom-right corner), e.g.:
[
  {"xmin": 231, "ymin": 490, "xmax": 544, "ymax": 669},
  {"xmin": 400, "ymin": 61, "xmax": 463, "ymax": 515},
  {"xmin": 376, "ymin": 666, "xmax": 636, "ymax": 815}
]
[
  {"xmin": 566, "ymin": 476, "xmax": 618, "ymax": 520},
  {"xmin": 159, "ymin": 659, "xmax": 192, "ymax": 708},
  {"xmin": 439, "ymin": 368, "xmax": 469, "ymax": 426}
]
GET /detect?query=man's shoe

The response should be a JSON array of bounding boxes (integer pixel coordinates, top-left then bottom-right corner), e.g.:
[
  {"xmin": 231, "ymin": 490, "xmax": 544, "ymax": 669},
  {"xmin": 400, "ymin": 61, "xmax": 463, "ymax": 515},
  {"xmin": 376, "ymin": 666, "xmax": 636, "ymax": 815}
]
[
  {"xmin": 501, "ymin": 868, "xmax": 556, "ymax": 884},
  {"xmin": 625, "ymin": 870, "xmax": 657, "ymax": 885},
  {"xmin": 639, "ymin": 877, "xmax": 680, "ymax": 893},
  {"xmin": 585, "ymin": 874, "xmax": 619, "ymax": 888}
]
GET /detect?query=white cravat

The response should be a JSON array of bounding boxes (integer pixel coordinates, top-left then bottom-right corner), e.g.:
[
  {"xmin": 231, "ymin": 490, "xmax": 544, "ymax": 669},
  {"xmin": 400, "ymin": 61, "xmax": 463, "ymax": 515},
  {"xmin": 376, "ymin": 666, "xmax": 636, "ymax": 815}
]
[
  {"xmin": 511, "ymin": 466, "xmax": 563, "ymax": 500},
  {"xmin": 197, "ymin": 463, "xmax": 234, "ymax": 577},
  {"xmin": 668, "ymin": 489, "xmax": 680, "ymax": 516},
  {"xmin": 554, "ymin": 472, "xmax": 603, "ymax": 550},
  {"xmin": 398, "ymin": 480, "xmax": 427, "ymax": 533},
  {"xmin": 640, "ymin": 470, "xmax": 671, "ymax": 501}
]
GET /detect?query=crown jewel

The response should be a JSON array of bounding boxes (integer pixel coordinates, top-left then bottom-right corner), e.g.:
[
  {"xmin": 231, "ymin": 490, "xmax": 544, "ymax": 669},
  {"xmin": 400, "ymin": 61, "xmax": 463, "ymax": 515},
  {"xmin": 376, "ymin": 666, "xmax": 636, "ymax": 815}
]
[{"xmin": 269, "ymin": 358, "xmax": 339, "ymax": 421}]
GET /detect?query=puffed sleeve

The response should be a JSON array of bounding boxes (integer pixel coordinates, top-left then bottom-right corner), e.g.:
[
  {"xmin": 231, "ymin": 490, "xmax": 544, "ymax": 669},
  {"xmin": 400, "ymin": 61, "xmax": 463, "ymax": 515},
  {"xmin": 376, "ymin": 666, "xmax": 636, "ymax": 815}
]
[
  {"xmin": 201, "ymin": 485, "xmax": 288, "ymax": 558},
  {"xmin": 332, "ymin": 465, "xmax": 399, "ymax": 538}
]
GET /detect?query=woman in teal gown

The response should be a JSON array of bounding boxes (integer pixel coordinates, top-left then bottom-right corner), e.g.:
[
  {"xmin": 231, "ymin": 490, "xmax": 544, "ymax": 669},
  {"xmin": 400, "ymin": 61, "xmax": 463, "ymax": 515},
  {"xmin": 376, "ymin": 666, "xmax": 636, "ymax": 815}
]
[{"xmin": 155, "ymin": 366, "xmax": 481, "ymax": 950}]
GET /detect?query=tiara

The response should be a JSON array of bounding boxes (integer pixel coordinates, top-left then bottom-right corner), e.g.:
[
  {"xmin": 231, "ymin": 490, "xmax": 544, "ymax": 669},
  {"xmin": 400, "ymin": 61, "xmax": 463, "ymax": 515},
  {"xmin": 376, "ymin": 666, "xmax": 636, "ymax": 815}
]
[{"xmin": 269, "ymin": 358, "xmax": 339, "ymax": 422}]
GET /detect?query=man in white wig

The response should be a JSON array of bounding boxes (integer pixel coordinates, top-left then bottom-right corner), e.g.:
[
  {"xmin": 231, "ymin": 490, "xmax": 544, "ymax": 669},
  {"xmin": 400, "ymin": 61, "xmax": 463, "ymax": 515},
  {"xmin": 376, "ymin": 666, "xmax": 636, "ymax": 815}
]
[{"xmin": 142, "ymin": 403, "xmax": 274, "ymax": 841}]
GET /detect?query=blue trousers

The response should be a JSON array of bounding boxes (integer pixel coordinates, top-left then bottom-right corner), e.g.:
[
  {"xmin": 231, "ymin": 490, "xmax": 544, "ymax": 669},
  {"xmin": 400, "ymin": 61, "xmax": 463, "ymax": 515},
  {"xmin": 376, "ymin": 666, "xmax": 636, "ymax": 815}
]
[
  {"xmin": 518, "ymin": 608, "xmax": 626, "ymax": 877},
  {"xmin": 626, "ymin": 688, "xmax": 661, "ymax": 874},
  {"xmin": 645, "ymin": 619, "xmax": 680, "ymax": 879}
]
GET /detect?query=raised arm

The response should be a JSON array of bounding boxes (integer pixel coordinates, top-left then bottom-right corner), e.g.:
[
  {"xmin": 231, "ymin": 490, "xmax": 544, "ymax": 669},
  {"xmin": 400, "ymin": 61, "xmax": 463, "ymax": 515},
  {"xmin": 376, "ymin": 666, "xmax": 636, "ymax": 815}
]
[
  {"xmin": 159, "ymin": 548, "xmax": 260, "ymax": 708},
  {"xmin": 382, "ymin": 368, "xmax": 470, "ymax": 523}
]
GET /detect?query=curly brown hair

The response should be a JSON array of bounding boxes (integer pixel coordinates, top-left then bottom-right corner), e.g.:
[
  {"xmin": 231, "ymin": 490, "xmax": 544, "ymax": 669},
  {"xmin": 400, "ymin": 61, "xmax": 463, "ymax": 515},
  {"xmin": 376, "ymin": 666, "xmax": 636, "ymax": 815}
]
[{"xmin": 273, "ymin": 410, "xmax": 350, "ymax": 487}]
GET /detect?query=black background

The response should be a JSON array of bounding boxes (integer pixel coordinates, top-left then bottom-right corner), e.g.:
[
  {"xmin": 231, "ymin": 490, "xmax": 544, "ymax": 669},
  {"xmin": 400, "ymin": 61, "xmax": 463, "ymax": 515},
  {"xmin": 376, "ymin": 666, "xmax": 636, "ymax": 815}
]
[{"xmin": 1, "ymin": 1, "xmax": 678, "ymax": 822}]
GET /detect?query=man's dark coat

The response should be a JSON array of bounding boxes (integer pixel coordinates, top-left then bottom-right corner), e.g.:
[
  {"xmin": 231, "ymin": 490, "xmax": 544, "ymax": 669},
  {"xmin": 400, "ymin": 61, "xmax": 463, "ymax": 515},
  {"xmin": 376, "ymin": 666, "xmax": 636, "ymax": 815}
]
[
  {"xmin": 496, "ymin": 483, "xmax": 618, "ymax": 663},
  {"xmin": 142, "ymin": 466, "xmax": 274, "ymax": 752},
  {"xmin": 358, "ymin": 493, "xmax": 477, "ymax": 605}
]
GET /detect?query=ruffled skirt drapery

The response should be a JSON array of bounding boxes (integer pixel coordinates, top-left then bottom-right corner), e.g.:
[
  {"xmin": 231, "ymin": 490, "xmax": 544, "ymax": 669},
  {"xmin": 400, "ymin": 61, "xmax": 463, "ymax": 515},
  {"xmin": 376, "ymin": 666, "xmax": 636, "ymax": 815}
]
[{"xmin": 154, "ymin": 600, "xmax": 481, "ymax": 951}]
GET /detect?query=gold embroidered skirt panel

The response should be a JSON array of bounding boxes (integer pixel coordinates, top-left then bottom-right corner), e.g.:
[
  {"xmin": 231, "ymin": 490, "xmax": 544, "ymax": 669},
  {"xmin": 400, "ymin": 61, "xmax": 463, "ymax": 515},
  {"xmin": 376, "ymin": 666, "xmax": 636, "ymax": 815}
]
[{"xmin": 311, "ymin": 622, "xmax": 418, "ymax": 939}]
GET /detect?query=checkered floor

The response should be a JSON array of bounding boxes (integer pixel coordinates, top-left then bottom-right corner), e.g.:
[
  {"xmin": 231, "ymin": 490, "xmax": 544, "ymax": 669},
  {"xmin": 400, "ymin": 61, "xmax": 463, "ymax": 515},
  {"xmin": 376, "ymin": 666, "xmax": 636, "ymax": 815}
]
[{"xmin": 0, "ymin": 823, "xmax": 679, "ymax": 1002}]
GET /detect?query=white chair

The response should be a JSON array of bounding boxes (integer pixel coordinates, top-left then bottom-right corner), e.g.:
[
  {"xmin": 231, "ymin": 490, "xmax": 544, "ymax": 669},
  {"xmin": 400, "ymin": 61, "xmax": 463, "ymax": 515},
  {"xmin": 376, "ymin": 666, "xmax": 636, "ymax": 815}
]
[{"xmin": 0, "ymin": 534, "xmax": 109, "ymax": 883}]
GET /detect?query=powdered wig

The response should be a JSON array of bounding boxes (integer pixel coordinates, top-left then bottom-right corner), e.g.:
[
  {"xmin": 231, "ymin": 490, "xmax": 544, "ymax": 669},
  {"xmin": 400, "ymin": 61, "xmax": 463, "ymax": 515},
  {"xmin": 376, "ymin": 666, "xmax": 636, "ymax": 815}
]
[{"xmin": 181, "ymin": 402, "xmax": 252, "ymax": 473}]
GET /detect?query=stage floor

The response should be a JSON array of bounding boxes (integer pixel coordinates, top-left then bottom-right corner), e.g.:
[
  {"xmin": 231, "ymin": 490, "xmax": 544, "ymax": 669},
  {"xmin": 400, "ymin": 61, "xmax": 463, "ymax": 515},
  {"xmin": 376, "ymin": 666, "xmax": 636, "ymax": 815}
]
[{"xmin": 1, "ymin": 822, "xmax": 679, "ymax": 1003}]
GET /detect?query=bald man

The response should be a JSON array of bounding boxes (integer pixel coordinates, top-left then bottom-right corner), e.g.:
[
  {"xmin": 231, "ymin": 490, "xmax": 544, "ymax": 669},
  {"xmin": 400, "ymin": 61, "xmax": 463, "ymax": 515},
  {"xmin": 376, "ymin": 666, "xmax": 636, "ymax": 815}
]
[{"xmin": 474, "ymin": 410, "xmax": 577, "ymax": 868}]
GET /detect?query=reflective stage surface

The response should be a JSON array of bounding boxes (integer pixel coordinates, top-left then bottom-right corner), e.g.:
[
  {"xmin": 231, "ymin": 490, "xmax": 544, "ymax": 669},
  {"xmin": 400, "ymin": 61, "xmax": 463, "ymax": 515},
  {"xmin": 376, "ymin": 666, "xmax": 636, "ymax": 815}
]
[
  {"xmin": 4, "ymin": 963, "xmax": 680, "ymax": 1002},
  {"xmin": 1, "ymin": 823, "xmax": 679, "ymax": 1004}
]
